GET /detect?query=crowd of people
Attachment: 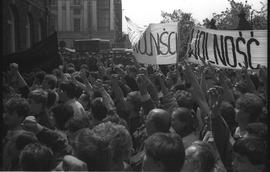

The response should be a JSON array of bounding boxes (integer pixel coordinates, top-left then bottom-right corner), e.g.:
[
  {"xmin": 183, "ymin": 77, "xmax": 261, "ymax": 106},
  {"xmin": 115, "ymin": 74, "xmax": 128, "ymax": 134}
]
[{"xmin": 1, "ymin": 50, "xmax": 268, "ymax": 172}]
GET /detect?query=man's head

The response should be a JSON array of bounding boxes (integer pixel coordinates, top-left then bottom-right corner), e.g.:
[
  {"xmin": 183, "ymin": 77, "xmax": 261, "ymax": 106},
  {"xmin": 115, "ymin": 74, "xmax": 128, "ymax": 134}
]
[
  {"xmin": 4, "ymin": 97, "xmax": 30, "ymax": 129},
  {"xmin": 146, "ymin": 109, "xmax": 171, "ymax": 136},
  {"xmin": 42, "ymin": 74, "xmax": 57, "ymax": 90},
  {"xmin": 233, "ymin": 136, "xmax": 266, "ymax": 172},
  {"xmin": 58, "ymin": 81, "xmax": 77, "ymax": 101},
  {"xmin": 127, "ymin": 65, "xmax": 137, "ymax": 77},
  {"xmin": 28, "ymin": 89, "xmax": 48, "ymax": 114},
  {"xmin": 72, "ymin": 128, "xmax": 112, "ymax": 171},
  {"xmin": 183, "ymin": 141, "xmax": 216, "ymax": 172},
  {"xmin": 93, "ymin": 122, "xmax": 133, "ymax": 165},
  {"xmin": 19, "ymin": 143, "xmax": 56, "ymax": 171},
  {"xmin": 143, "ymin": 132, "xmax": 185, "ymax": 172},
  {"xmin": 171, "ymin": 107, "xmax": 195, "ymax": 137},
  {"xmin": 175, "ymin": 90, "xmax": 194, "ymax": 109},
  {"xmin": 91, "ymin": 97, "xmax": 108, "ymax": 121},
  {"xmin": 125, "ymin": 91, "xmax": 142, "ymax": 113},
  {"xmin": 235, "ymin": 93, "xmax": 263, "ymax": 124}
]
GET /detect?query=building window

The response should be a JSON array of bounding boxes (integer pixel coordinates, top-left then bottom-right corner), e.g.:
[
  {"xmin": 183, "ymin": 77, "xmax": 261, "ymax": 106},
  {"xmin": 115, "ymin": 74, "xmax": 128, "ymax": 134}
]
[
  {"xmin": 73, "ymin": 0, "xmax": 81, "ymax": 5},
  {"xmin": 38, "ymin": 19, "xmax": 45, "ymax": 42},
  {"xmin": 73, "ymin": 8, "xmax": 81, "ymax": 15},
  {"xmin": 74, "ymin": 18, "xmax": 80, "ymax": 32},
  {"xmin": 26, "ymin": 15, "xmax": 31, "ymax": 48},
  {"xmin": 7, "ymin": 6, "xmax": 16, "ymax": 53},
  {"xmin": 97, "ymin": 0, "xmax": 110, "ymax": 31},
  {"xmin": 26, "ymin": 14, "xmax": 34, "ymax": 47},
  {"xmin": 50, "ymin": 15, "xmax": 57, "ymax": 30}
]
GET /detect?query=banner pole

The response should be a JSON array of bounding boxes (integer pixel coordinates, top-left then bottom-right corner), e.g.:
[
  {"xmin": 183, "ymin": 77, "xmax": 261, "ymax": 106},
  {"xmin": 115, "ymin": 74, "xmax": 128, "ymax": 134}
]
[{"xmin": 176, "ymin": 21, "xmax": 181, "ymax": 69}]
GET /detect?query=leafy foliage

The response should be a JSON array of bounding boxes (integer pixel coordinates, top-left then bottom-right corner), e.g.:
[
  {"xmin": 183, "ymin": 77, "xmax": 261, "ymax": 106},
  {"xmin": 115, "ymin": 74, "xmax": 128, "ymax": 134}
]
[
  {"xmin": 203, "ymin": 0, "xmax": 267, "ymax": 30},
  {"xmin": 161, "ymin": 9, "xmax": 195, "ymax": 58}
]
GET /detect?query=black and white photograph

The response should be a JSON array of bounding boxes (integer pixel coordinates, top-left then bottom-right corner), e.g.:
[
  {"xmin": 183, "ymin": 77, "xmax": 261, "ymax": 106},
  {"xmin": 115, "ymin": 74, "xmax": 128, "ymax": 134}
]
[{"xmin": 1, "ymin": 0, "xmax": 268, "ymax": 171}]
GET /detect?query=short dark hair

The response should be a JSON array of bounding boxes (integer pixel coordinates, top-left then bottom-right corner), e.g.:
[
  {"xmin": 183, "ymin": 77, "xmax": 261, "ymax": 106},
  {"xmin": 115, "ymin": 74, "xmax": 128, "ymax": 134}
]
[
  {"xmin": 15, "ymin": 132, "xmax": 38, "ymax": 151},
  {"xmin": 51, "ymin": 104, "xmax": 74, "ymax": 130},
  {"xmin": 19, "ymin": 143, "xmax": 56, "ymax": 171},
  {"xmin": 246, "ymin": 122, "xmax": 267, "ymax": 140},
  {"xmin": 5, "ymin": 97, "xmax": 30, "ymax": 118},
  {"xmin": 175, "ymin": 90, "xmax": 194, "ymax": 109},
  {"xmin": 236, "ymin": 93, "xmax": 263, "ymax": 122},
  {"xmin": 126, "ymin": 91, "xmax": 142, "ymax": 112},
  {"xmin": 233, "ymin": 136, "xmax": 266, "ymax": 165},
  {"xmin": 172, "ymin": 107, "xmax": 196, "ymax": 135},
  {"xmin": 44, "ymin": 74, "xmax": 57, "ymax": 89},
  {"xmin": 91, "ymin": 97, "xmax": 108, "ymax": 121},
  {"xmin": 144, "ymin": 132, "xmax": 185, "ymax": 171},
  {"xmin": 59, "ymin": 81, "xmax": 76, "ymax": 98},
  {"xmin": 72, "ymin": 128, "xmax": 112, "ymax": 171},
  {"xmin": 147, "ymin": 109, "xmax": 171, "ymax": 133}
]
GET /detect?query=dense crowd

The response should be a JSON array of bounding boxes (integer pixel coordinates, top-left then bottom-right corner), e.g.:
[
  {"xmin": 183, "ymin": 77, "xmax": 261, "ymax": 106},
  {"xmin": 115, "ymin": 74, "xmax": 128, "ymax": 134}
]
[{"xmin": 1, "ymin": 51, "xmax": 268, "ymax": 172}]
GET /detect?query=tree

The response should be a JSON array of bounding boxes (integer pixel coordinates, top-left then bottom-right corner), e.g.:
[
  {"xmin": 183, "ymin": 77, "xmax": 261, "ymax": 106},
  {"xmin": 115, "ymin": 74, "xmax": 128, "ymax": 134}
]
[
  {"xmin": 203, "ymin": 0, "xmax": 267, "ymax": 30},
  {"xmin": 161, "ymin": 9, "xmax": 195, "ymax": 58}
]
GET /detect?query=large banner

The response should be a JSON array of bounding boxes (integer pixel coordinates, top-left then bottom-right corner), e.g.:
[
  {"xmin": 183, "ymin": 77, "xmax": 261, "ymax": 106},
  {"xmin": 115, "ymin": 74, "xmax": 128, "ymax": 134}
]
[
  {"xmin": 3, "ymin": 32, "xmax": 62, "ymax": 73},
  {"xmin": 187, "ymin": 26, "xmax": 267, "ymax": 69},
  {"xmin": 126, "ymin": 17, "xmax": 178, "ymax": 65}
]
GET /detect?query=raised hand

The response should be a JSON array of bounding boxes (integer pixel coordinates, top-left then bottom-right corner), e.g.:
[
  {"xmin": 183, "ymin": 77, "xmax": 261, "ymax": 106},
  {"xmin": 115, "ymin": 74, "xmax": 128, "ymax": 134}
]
[
  {"xmin": 9, "ymin": 63, "xmax": 19, "ymax": 73},
  {"xmin": 21, "ymin": 116, "xmax": 44, "ymax": 134},
  {"xmin": 136, "ymin": 74, "xmax": 148, "ymax": 89},
  {"xmin": 207, "ymin": 86, "xmax": 223, "ymax": 116},
  {"xmin": 93, "ymin": 79, "xmax": 105, "ymax": 92}
]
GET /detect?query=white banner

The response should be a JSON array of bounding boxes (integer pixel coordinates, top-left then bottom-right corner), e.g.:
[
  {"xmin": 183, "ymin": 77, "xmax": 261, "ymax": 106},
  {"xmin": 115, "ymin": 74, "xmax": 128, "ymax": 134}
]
[
  {"xmin": 186, "ymin": 26, "xmax": 267, "ymax": 69},
  {"xmin": 126, "ymin": 17, "xmax": 178, "ymax": 65}
]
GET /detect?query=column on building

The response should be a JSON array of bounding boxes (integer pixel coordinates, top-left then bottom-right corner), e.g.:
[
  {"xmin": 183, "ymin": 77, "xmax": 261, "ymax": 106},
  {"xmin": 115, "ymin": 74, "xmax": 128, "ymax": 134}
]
[
  {"xmin": 58, "ymin": 0, "xmax": 63, "ymax": 31},
  {"xmin": 66, "ymin": 0, "xmax": 71, "ymax": 31},
  {"xmin": 110, "ymin": 0, "xmax": 114, "ymax": 31},
  {"xmin": 91, "ymin": 0, "xmax": 97, "ymax": 31},
  {"xmin": 83, "ymin": 0, "xmax": 88, "ymax": 31}
]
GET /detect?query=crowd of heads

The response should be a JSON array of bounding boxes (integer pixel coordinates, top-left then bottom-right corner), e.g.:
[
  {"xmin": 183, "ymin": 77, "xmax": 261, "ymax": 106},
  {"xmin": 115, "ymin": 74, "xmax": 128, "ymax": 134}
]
[{"xmin": 1, "ymin": 51, "xmax": 268, "ymax": 172}]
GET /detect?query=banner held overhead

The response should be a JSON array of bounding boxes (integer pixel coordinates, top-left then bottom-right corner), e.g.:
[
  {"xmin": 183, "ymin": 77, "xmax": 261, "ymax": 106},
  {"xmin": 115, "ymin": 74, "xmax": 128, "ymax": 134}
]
[
  {"xmin": 126, "ymin": 17, "xmax": 178, "ymax": 65},
  {"xmin": 186, "ymin": 26, "xmax": 267, "ymax": 69}
]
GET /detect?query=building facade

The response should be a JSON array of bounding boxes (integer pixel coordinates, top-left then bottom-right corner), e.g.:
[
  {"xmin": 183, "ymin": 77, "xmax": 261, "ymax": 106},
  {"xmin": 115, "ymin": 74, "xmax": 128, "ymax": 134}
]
[
  {"xmin": 49, "ymin": 0, "xmax": 122, "ymax": 48},
  {"xmin": 2, "ymin": 0, "xmax": 56, "ymax": 55}
]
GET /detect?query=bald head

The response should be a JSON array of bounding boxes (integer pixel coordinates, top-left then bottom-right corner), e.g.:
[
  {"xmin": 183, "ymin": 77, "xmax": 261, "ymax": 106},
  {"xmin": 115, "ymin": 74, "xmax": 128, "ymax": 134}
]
[{"xmin": 146, "ymin": 109, "xmax": 171, "ymax": 136}]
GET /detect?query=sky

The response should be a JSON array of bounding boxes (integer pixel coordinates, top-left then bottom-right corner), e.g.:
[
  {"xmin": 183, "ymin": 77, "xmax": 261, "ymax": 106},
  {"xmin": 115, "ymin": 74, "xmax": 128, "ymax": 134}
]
[{"xmin": 122, "ymin": 0, "xmax": 266, "ymax": 33}]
